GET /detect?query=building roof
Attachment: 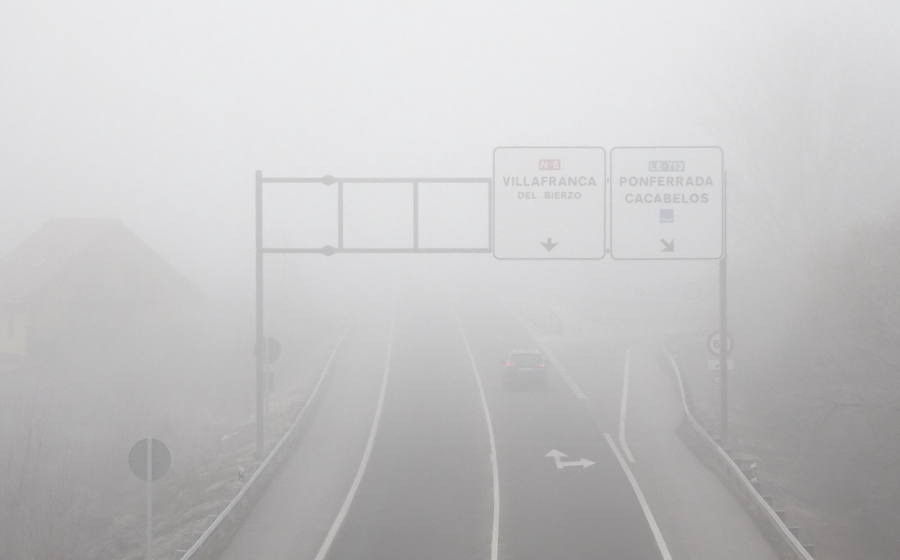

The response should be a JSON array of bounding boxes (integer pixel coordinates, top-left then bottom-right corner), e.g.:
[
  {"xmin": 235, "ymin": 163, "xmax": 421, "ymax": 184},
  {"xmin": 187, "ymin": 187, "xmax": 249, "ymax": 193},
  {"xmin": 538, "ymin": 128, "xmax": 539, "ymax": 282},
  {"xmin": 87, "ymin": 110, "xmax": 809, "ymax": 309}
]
[{"xmin": 0, "ymin": 219, "xmax": 192, "ymax": 306}]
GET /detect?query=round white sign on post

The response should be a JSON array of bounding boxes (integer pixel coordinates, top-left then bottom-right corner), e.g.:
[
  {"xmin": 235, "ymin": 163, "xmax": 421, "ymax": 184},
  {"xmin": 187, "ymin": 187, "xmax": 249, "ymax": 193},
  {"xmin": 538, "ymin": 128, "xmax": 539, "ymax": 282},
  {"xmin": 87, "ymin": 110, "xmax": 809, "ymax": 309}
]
[
  {"xmin": 707, "ymin": 331, "xmax": 734, "ymax": 356},
  {"xmin": 255, "ymin": 336, "xmax": 282, "ymax": 365},
  {"xmin": 129, "ymin": 438, "xmax": 172, "ymax": 482}
]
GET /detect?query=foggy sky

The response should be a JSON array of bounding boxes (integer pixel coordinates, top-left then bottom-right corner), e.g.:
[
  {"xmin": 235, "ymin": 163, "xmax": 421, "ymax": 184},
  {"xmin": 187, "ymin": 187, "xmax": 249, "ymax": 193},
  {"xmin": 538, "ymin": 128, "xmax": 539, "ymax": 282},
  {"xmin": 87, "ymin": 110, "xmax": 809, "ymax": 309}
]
[{"xmin": 2, "ymin": 1, "xmax": 898, "ymax": 302}]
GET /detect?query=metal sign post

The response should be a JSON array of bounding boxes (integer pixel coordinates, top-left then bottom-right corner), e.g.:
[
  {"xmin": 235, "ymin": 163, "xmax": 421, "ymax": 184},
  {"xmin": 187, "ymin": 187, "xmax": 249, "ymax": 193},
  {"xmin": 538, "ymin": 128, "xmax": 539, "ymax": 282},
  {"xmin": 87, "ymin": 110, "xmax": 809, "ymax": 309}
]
[
  {"xmin": 719, "ymin": 255, "xmax": 728, "ymax": 446},
  {"xmin": 146, "ymin": 439, "xmax": 152, "ymax": 560},
  {"xmin": 255, "ymin": 171, "xmax": 265, "ymax": 458},
  {"xmin": 607, "ymin": 146, "xmax": 728, "ymax": 442},
  {"xmin": 128, "ymin": 438, "xmax": 171, "ymax": 560}
]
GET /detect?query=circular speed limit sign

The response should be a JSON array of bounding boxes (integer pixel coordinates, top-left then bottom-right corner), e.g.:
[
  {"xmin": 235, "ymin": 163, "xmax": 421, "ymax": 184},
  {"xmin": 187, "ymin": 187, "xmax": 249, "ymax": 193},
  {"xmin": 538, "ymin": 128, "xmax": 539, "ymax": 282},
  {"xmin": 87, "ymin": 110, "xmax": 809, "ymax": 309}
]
[
  {"xmin": 707, "ymin": 331, "xmax": 733, "ymax": 356},
  {"xmin": 129, "ymin": 438, "xmax": 172, "ymax": 482}
]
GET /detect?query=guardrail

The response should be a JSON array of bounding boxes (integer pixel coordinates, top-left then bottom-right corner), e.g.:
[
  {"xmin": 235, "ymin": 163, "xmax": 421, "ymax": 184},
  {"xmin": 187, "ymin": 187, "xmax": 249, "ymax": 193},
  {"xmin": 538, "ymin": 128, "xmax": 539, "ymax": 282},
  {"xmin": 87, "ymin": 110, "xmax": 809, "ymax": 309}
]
[
  {"xmin": 177, "ymin": 325, "xmax": 352, "ymax": 560},
  {"xmin": 662, "ymin": 349, "xmax": 816, "ymax": 560}
]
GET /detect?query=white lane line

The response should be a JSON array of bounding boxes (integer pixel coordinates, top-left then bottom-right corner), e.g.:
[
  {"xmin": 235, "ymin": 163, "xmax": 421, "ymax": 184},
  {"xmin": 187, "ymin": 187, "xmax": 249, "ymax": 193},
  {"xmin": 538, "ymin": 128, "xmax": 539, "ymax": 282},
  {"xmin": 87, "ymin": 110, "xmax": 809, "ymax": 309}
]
[
  {"xmin": 455, "ymin": 311, "xmax": 500, "ymax": 560},
  {"xmin": 180, "ymin": 321, "xmax": 354, "ymax": 560},
  {"xmin": 510, "ymin": 309, "xmax": 669, "ymax": 559},
  {"xmin": 604, "ymin": 433, "xmax": 673, "ymax": 560},
  {"xmin": 619, "ymin": 348, "xmax": 636, "ymax": 464},
  {"xmin": 542, "ymin": 343, "xmax": 587, "ymax": 401},
  {"xmin": 313, "ymin": 317, "xmax": 396, "ymax": 560},
  {"xmin": 292, "ymin": 321, "xmax": 354, "ymax": 419},
  {"xmin": 663, "ymin": 349, "xmax": 691, "ymax": 414}
]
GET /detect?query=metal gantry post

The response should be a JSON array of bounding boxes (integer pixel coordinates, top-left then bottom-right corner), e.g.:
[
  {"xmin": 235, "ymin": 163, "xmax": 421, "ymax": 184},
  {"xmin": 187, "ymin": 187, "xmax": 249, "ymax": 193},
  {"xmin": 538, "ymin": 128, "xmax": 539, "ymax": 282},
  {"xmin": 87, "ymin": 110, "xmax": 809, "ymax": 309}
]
[
  {"xmin": 412, "ymin": 182, "xmax": 419, "ymax": 250},
  {"xmin": 255, "ymin": 170, "xmax": 266, "ymax": 458},
  {"xmin": 719, "ymin": 166, "xmax": 729, "ymax": 447},
  {"xmin": 145, "ymin": 437, "xmax": 153, "ymax": 560},
  {"xmin": 337, "ymin": 181, "xmax": 344, "ymax": 250},
  {"xmin": 719, "ymin": 255, "xmax": 728, "ymax": 446}
]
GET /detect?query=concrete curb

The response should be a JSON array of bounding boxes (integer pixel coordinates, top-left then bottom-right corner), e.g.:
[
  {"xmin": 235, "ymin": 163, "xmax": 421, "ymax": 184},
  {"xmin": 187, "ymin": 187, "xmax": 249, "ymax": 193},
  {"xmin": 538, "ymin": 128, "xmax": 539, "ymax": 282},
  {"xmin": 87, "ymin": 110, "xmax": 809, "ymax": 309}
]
[
  {"xmin": 176, "ymin": 324, "xmax": 353, "ymax": 560},
  {"xmin": 662, "ymin": 349, "xmax": 816, "ymax": 560}
]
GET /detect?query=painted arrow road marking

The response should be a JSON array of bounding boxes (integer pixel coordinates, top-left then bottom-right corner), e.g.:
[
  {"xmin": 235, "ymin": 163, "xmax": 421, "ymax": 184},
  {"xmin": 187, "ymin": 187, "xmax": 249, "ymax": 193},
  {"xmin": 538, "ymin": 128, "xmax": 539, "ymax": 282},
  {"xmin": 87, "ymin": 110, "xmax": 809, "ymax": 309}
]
[{"xmin": 545, "ymin": 449, "xmax": 596, "ymax": 470}]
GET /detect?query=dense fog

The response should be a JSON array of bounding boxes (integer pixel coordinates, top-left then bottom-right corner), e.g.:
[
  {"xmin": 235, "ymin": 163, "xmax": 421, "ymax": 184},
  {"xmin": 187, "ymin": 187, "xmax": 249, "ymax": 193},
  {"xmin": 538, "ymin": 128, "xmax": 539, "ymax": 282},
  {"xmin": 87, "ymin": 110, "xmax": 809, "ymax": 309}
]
[{"xmin": 1, "ymin": 2, "xmax": 898, "ymax": 559}]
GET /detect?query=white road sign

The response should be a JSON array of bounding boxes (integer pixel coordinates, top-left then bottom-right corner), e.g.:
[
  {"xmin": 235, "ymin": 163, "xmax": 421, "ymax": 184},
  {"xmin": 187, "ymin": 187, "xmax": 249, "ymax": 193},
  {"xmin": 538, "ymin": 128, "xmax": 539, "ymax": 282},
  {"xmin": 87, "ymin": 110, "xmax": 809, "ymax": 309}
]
[
  {"xmin": 493, "ymin": 147, "xmax": 606, "ymax": 259},
  {"xmin": 708, "ymin": 359, "xmax": 735, "ymax": 372},
  {"xmin": 707, "ymin": 331, "xmax": 734, "ymax": 356},
  {"xmin": 610, "ymin": 146, "xmax": 724, "ymax": 260}
]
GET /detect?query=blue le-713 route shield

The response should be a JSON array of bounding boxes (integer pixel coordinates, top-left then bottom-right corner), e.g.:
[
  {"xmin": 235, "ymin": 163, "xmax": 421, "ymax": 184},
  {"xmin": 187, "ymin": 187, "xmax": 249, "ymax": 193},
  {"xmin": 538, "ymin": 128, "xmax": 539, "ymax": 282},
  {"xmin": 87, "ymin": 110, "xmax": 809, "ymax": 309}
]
[
  {"xmin": 610, "ymin": 146, "xmax": 724, "ymax": 260},
  {"xmin": 492, "ymin": 146, "xmax": 606, "ymax": 259}
]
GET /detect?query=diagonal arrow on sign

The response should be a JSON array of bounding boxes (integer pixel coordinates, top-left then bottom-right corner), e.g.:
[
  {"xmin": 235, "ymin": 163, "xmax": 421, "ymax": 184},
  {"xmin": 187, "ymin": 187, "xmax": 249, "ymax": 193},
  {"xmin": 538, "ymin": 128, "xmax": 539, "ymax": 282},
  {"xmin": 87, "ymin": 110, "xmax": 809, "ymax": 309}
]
[
  {"xmin": 545, "ymin": 449, "xmax": 595, "ymax": 470},
  {"xmin": 660, "ymin": 238, "xmax": 675, "ymax": 252}
]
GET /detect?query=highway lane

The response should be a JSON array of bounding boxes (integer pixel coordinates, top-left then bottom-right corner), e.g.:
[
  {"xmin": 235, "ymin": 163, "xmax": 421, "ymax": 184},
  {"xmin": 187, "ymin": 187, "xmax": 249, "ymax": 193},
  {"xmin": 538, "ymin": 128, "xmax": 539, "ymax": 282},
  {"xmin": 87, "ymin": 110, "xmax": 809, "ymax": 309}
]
[
  {"xmin": 321, "ymin": 296, "xmax": 493, "ymax": 560},
  {"xmin": 217, "ymin": 288, "xmax": 776, "ymax": 560},
  {"xmin": 511, "ymin": 303, "xmax": 780, "ymax": 559},
  {"xmin": 218, "ymin": 314, "xmax": 394, "ymax": 560},
  {"xmin": 457, "ymin": 303, "xmax": 665, "ymax": 560}
]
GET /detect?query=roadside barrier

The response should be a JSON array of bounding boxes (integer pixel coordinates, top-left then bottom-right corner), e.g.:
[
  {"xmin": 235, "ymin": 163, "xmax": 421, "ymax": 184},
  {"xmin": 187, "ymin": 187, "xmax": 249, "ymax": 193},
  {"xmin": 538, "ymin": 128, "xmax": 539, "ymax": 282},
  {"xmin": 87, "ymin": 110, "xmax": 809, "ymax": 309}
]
[
  {"xmin": 662, "ymin": 350, "xmax": 816, "ymax": 560},
  {"xmin": 177, "ymin": 326, "xmax": 351, "ymax": 560}
]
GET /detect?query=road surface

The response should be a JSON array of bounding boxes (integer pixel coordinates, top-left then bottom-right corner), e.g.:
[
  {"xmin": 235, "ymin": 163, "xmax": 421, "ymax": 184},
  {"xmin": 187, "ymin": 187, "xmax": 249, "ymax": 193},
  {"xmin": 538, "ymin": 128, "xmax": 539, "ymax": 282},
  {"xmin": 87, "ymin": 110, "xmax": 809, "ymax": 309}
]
[{"xmin": 216, "ymin": 290, "xmax": 778, "ymax": 560}]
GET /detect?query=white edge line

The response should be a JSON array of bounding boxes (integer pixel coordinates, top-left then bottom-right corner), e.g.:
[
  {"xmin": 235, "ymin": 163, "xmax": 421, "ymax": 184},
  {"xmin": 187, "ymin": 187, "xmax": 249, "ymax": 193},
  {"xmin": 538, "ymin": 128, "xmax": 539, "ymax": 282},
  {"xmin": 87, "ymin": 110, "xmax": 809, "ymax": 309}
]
[
  {"xmin": 455, "ymin": 311, "xmax": 500, "ymax": 560},
  {"xmin": 604, "ymin": 433, "xmax": 673, "ymax": 560},
  {"xmin": 506, "ymin": 308, "xmax": 667, "ymax": 559},
  {"xmin": 663, "ymin": 349, "xmax": 691, "ymax": 417},
  {"xmin": 313, "ymin": 317, "xmax": 396, "ymax": 560},
  {"xmin": 295, "ymin": 322, "xmax": 355, "ymax": 424},
  {"xmin": 619, "ymin": 348, "xmax": 636, "ymax": 464}
]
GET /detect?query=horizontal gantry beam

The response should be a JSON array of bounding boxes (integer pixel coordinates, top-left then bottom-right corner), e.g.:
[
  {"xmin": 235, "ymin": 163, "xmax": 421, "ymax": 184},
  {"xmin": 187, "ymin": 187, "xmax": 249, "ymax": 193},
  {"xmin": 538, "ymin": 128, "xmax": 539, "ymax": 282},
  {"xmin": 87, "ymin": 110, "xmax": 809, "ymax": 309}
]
[
  {"xmin": 262, "ymin": 247, "xmax": 490, "ymax": 255},
  {"xmin": 257, "ymin": 173, "xmax": 494, "ymax": 255},
  {"xmin": 259, "ymin": 175, "xmax": 491, "ymax": 185}
]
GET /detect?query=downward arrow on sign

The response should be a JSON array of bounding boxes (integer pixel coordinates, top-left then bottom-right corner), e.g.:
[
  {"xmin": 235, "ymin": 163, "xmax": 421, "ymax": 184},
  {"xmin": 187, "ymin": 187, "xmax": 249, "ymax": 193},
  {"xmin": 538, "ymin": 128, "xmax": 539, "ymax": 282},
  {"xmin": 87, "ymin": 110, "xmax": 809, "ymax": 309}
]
[
  {"xmin": 541, "ymin": 238, "xmax": 558, "ymax": 252},
  {"xmin": 545, "ymin": 449, "xmax": 596, "ymax": 470}
]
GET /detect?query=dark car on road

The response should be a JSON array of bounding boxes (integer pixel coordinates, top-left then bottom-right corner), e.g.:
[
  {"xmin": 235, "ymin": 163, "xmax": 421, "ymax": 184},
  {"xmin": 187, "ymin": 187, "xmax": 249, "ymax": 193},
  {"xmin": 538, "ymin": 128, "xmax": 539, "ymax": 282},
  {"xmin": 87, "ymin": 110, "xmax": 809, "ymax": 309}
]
[{"xmin": 502, "ymin": 350, "xmax": 548, "ymax": 389}]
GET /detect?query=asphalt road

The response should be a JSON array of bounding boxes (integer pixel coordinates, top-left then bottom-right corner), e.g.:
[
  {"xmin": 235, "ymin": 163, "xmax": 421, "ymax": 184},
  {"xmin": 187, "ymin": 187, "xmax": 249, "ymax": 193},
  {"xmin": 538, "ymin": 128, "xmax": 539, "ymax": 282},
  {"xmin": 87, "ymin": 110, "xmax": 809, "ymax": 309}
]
[
  {"xmin": 458, "ymin": 302, "xmax": 664, "ymax": 560},
  {"xmin": 215, "ymin": 291, "xmax": 777, "ymax": 560}
]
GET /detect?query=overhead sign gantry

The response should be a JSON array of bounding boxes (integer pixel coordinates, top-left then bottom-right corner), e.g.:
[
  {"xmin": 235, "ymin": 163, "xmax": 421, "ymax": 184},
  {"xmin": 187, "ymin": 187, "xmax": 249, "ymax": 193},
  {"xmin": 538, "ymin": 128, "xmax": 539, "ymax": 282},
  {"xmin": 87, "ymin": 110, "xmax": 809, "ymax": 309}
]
[{"xmin": 254, "ymin": 144, "xmax": 731, "ymax": 454}]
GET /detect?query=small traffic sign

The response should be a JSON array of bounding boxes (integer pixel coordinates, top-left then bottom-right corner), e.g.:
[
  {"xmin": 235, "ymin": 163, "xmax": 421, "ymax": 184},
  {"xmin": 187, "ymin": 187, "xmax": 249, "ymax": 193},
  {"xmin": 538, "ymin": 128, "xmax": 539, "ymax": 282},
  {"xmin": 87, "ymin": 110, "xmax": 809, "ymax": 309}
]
[
  {"xmin": 610, "ymin": 146, "xmax": 724, "ymax": 260},
  {"xmin": 708, "ymin": 359, "xmax": 735, "ymax": 372},
  {"xmin": 129, "ymin": 438, "xmax": 171, "ymax": 482},
  {"xmin": 707, "ymin": 331, "xmax": 734, "ymax": 356},
  {"xmin": 492, "ymin": 147, "xmax": 606, "ymax": 259},
  {"xmin": 255, "ymin": 336, "xmax": 282, "ymax": 364}
]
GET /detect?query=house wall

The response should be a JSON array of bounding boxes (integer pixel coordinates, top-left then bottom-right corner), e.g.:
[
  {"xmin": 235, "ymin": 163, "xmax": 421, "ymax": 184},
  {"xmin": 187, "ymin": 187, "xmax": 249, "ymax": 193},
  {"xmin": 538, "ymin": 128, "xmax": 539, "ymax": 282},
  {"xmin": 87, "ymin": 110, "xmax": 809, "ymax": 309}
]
[
  {"xmin": 21, "ymin": 229, "xmax": 198, "ymax": 368},
  {"xmin": 0, "ymin": 306, "xmax": 27, "ymax": 358}
]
